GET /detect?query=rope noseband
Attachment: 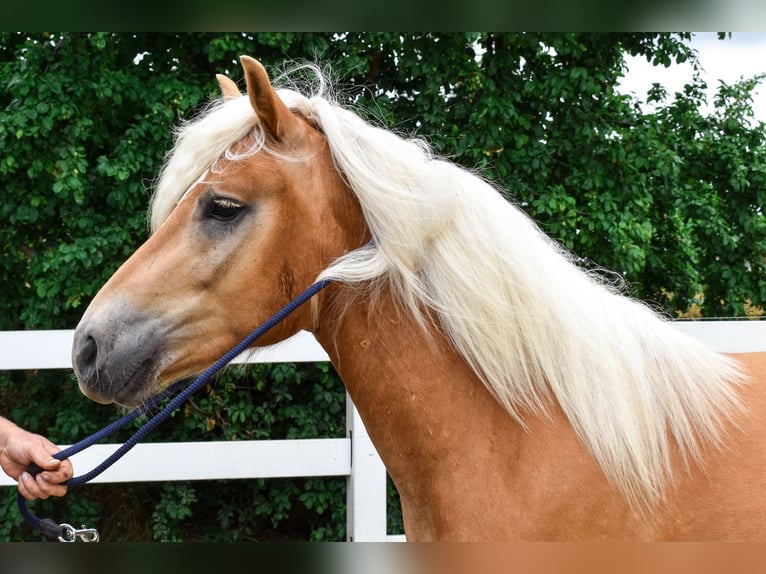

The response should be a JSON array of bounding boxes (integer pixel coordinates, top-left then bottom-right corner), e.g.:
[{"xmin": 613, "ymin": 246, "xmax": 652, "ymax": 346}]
[{"xmin": 18, "ymin": 279, "xmax": 331, "ymax": 541}]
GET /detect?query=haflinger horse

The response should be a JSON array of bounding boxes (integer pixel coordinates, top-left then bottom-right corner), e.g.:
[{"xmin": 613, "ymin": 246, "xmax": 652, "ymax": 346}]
[{"xmin": 72, "ymin": 56, "xmax": 766, "ymax": 541}]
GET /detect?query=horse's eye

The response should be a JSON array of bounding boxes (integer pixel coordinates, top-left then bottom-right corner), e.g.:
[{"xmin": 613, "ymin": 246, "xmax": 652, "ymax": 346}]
[{"xmin": 207, "ymin": 197, "xmax": 243, "ymax": 222}]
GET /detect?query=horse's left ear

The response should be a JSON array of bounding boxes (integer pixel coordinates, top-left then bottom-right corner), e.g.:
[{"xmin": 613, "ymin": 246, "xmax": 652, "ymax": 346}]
[
  {"xmin": 216, "ymin": 74, "xmax": 242, "ymax": 100},
  {"xmin": 240, "ymin": 56, "xmax": 301, "ymax": 143}
]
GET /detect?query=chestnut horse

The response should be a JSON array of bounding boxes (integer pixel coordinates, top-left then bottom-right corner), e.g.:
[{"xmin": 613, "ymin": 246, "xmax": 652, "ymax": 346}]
[{"xmin": 72, "ymin": 56, "xmax": 766, "ymax": 541}]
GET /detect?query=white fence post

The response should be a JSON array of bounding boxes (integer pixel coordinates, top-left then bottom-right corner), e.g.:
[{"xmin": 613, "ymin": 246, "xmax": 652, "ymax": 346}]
[{"xmin": 345, "ymin": 394, "xmax": 388, "ymax": 542}]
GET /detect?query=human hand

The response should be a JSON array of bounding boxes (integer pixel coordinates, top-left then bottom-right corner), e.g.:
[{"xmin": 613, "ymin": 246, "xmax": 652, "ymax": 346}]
[{"xmin": 0, "ymin": 418, "xmax": 73, "ymax": 500}]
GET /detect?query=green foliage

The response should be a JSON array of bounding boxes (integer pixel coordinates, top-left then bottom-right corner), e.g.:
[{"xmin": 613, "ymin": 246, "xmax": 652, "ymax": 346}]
[
  {"xmin": 151, "ymin": 483, "xmax": 198, "ymax": 541},
  {"xmin": 1, "ymin": 33, "xmax": 764, "ymax": 541}
]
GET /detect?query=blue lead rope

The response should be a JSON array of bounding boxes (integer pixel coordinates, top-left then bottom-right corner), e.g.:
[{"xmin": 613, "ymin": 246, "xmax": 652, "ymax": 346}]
[{"xmin": 18, "ymin": 279, "xmax": 332, "ymax": 541}]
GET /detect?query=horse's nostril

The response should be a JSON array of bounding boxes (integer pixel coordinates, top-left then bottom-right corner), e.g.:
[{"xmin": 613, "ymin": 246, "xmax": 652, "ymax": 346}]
[{"xmin": 74, "ymin": 332, "xmax": 98, "ymax": 377}]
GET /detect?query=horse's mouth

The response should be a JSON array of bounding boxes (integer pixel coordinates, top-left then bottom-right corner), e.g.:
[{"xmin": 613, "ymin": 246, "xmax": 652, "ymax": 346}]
[
  {"xmin": 77, "ymin": 354, "xmax": 163, "ymax": 408},
  {"xmin": 112, "ymin": 358, "xmax": 160, "ymax": 407}
]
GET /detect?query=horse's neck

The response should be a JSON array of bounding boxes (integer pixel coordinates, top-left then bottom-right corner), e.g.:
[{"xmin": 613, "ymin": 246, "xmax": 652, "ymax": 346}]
[
  {"xmin": 312, "ymin": 284, "xmax": 638, "ymax": 539},
  {"xmin": 313, "ymin": 286, "xmax": 766, "ymax": 540},
  {"xmin": 313, "ymin": 285, "xmax": 509, "ymax": 469}
]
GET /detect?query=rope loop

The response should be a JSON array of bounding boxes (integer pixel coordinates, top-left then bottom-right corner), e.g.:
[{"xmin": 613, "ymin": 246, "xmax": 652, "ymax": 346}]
[{"xmin": 18, "ymin": 279, "xmax": 331, "ymax": 540}]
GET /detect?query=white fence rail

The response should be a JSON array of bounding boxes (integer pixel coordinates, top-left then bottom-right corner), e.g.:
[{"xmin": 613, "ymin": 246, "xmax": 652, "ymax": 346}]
[
  {"xmin": 0, "ymin": 330, "xmax": 389, "ymax": 541},
  {"xmin": 0, "ymin": 321, "xmax": 764, "ymax": 541}
]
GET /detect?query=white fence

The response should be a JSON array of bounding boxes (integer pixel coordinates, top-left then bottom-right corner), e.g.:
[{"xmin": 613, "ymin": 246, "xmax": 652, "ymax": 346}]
[
  {"xmin": 1, "ymin": 321, "xmax": 765, "ymax": 541},
  {"xmin": 0, "ymin": 330, "xmax": 390, "ymax": 541}
]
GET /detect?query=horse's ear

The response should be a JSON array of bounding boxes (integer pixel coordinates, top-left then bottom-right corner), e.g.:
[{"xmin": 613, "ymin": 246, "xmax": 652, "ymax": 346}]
[
  {"xmin": 216, "ymin": 74, "xmax": 241, "ymax": 100},
  {"xmin": 240, "ymin": 56, "xmax": 300, "ymax": 143}
]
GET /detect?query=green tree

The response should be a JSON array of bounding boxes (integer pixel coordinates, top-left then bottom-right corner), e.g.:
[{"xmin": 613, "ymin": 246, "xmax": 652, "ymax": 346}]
[{"xmin": 0, "ymin": 32, "xmax": 763, "ymax": 541}]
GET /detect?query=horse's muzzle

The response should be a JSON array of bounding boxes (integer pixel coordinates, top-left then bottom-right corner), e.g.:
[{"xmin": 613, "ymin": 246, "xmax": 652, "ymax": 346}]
[{"xmin": 72, "ymin": 305, "xmax": 165, "ymax": 407}]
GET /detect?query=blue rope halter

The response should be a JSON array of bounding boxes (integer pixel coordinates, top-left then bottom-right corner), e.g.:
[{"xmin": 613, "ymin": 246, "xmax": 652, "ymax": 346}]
[{"xmin": 18, "ymin": 279, "xmax": 332, "ymax": 541}]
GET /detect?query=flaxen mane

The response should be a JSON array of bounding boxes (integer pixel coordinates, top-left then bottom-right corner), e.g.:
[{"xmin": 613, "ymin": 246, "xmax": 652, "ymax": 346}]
[{"xmin": 151, "ymin": 64, "xmax": 746, "ymax": 510}]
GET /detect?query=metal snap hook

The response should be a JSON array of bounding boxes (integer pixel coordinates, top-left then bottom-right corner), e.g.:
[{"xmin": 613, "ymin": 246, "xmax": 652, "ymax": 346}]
[{"xmin": 58, "ymin": 523, "xmax": 99, "ymax": 543}]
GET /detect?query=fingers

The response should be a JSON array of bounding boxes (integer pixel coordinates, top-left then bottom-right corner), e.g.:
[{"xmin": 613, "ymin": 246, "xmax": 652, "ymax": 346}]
[
  {"xmin": 31, "ymin": 437, "xmax": 66, "ymax": 471},
  {"xmin": 1, "ymin": 427, "xmax": 74, "ymax": 499},
  {"xmin": 48, "ymin": 458, "xmax": 74, "ymax": 484},
  {"xmin": 24, "ymin": 436, "xmax": 75, "ymax": 494},
  {"xmin": 16, "ymin": 456, "xmax": 73, "ymax": 500},
  {"xmin": 17, "ymin": 468, "xmax": 70, "ymax": 500}
]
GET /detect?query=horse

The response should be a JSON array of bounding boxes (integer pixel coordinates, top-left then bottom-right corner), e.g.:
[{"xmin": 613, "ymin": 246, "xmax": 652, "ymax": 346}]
[{"xmin": 71, "ymin": 56, "xmax": 766, "ymax": 541}]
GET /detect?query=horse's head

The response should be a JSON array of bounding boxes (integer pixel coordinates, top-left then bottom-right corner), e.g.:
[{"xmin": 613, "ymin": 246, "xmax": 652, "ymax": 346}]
[{"xmin": 72, "ymin": 57, "xmax": 366, "ymax": 407}]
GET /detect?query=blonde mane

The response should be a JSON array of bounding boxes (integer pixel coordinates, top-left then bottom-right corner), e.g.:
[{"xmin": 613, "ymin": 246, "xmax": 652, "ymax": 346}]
[{"xmin": 152, "ymin": 65, "xmax": 746, "ymax": 509}]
